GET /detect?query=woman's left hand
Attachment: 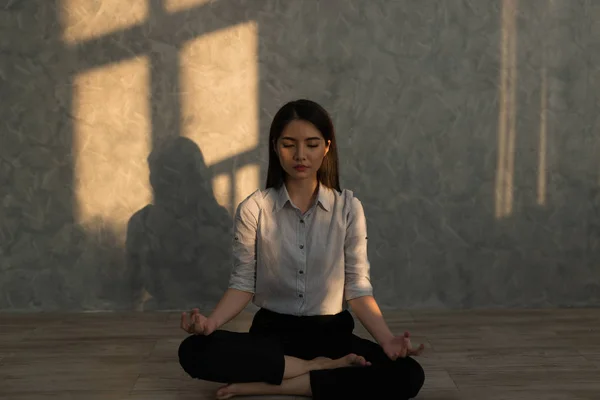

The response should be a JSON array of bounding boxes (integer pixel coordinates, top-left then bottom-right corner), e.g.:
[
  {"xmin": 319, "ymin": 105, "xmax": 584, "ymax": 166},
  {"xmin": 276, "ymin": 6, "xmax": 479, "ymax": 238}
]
[{"xmin": 381, "ymin": 331, "xmax": 425, "ymax": 360}]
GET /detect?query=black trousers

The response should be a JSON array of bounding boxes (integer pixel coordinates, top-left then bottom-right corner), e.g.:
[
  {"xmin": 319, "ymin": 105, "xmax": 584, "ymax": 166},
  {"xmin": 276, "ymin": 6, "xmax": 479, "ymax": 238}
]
[{"xmin": 178, "ymin": 308, "xmax": 425, "ymax": 399}]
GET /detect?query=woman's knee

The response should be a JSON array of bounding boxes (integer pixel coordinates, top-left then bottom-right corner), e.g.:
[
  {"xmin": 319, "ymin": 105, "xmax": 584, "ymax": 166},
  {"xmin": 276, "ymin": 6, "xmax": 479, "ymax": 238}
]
[
  {"xmin": 178, "ymin": 334, "xmax": 207, "ymax": 377},
  {"xmin": 401, "ymin": 357, "xmax": 425, "ymax": 399}
]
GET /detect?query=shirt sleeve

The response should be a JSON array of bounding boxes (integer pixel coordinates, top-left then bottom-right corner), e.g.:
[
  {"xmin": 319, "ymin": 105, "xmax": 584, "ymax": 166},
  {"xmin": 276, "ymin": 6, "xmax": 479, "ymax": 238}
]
[
  {"xmin": 344, "ymin": 196, "xmax": 374, "ymax": 300},
  {"xmin": 228, "ymin": 195, "xmax": 259, "ymax": 293}
]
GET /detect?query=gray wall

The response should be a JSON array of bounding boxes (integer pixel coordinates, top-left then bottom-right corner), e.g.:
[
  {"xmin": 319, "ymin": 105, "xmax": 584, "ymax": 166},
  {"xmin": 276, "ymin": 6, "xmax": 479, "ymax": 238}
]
[{"xmin": 2, "ymin": 0, "xmax": 599, "ymax": 311}]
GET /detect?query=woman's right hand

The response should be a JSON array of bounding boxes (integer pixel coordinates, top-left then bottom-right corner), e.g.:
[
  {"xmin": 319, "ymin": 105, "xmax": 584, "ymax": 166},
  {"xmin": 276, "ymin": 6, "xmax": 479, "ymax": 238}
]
[{"xmin": 180, "ymin": 308, "xmax": 218, "ymax": 335}]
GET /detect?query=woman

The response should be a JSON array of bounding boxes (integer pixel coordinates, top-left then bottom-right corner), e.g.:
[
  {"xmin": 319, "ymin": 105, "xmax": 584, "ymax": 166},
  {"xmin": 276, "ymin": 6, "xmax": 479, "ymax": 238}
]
[{"xmin": 178, "ymin": 99, "xmax": 425, "ymax": 399}]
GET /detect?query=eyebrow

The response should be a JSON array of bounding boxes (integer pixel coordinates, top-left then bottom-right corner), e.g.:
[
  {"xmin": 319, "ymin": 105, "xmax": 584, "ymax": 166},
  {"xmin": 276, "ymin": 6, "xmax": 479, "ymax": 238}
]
[{"xmin": 281, "ymin": 136, "xmax": 322, "ymax": 141}]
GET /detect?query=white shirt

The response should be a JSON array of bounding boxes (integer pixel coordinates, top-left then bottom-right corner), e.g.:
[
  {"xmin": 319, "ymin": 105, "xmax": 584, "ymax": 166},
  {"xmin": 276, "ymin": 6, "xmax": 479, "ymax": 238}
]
[{"xmin": 228, "ymin": 182, "xmax": 373, "ymax": 316}]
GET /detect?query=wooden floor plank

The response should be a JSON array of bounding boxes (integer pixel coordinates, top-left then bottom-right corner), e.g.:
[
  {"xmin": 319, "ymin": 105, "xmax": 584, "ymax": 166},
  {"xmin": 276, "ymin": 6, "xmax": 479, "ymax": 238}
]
[{"xmin": 1, "ymin": 309, "xmax": 599, "ymax": 399}]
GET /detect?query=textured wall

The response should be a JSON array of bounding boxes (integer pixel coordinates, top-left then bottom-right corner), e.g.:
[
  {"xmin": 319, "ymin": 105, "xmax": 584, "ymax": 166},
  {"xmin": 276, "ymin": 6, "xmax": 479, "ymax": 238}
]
[{"xmin": 2, "ymin": 0, "xmax": 600, "ymax": 311}]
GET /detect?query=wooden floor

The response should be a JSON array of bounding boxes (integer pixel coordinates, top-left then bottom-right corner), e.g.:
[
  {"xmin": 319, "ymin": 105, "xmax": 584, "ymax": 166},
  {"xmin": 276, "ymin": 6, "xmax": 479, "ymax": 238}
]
[{"xmin": 1, "ymin": 308, "xmax": 600, "ymax": 399}]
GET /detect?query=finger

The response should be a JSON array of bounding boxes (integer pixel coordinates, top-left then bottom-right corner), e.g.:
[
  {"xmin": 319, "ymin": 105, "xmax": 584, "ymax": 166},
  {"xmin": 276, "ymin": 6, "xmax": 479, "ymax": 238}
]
[
  {"xmin": 404, "ymin": 331, "xmax": 410, "ymax": 338},
  {"xmin": 190, "ymin": 312, "xmax": 200, "ymax": 332},
  {"xmin": 400, "ymin": 344, "xmax": 408, "ymax": 357},
  {"xmin": 415, "ymin": 343, "xmax": 426, "ymax": 355},
  {"xmin": 180, "ymin": 312, "xmax": 189, "ymax": 331},
  {"xmin": 194, "ymin": 314, "xmax": 207, "ymax": 334},
  {"xmin": 184, "ymin": 319, "xmax": 194, "ymax": 334},
  {"xmin": 409, "ymin": 344, "xmax": 425, "ymax": 356},
  {"xmin": 192, "ymin": 308, "xmax": 200, "ymax": 316},
  {"xmin": 200, "ymin": 318, "xmax": 209, "ymax": 334}
]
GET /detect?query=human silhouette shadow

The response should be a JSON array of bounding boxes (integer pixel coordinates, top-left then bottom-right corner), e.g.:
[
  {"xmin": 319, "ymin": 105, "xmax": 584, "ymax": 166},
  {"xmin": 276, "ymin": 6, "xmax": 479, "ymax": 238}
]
[{"xmin": 126, "ymin": 137, "xmax": 232, "ymax": 311}]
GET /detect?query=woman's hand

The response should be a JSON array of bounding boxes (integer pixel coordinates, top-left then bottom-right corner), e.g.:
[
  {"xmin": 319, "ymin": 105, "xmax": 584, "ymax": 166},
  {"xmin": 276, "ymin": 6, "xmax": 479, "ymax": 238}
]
[
  {"xmin": 381, "ymin": 331, "xmax": 425, "ymax": 360},
  {"xmin": 180, "ymin": 308, "xmax": 218, "ymax": 336}
]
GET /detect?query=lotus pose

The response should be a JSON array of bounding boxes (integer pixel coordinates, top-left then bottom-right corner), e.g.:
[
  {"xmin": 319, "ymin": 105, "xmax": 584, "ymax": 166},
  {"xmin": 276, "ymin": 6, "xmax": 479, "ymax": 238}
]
[{"xmin": 178, "ymin": 99, "xmax": 425, "ymax": 399}]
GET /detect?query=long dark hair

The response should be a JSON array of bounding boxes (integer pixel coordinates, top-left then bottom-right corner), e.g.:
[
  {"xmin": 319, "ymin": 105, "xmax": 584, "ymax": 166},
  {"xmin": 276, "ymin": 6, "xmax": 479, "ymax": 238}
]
[{"xmin": 265, "ymin": 99, "xmax": 340, "ymax": 191}]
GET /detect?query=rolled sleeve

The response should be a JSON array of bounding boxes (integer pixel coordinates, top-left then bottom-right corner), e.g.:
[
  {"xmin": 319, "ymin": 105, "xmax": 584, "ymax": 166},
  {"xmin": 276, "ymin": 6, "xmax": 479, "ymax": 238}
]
[
  {"xmin": 344, "ymin": 196, "xmax": 374, "ymax": 300},
  {"xmin": 228, "ymin": 195, "xmax": 260, "ymax": 293}
]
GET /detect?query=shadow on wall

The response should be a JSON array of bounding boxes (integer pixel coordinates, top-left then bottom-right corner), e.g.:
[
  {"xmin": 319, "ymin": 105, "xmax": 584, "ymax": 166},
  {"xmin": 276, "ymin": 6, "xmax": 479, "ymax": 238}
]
[
  {"xmin": 1, "ymin": 0, "xmax": 260, "ymax": 311},
  {"xmin": 0, "ymin": 0, "xmax": 254, "ymax": 310},
  {"xmin": 126, "ymin": 137, "xmax": 231, "ymax": 311},
  {"xmin": 2, "ymin": 0, "xmax": 600, "ymax": 311}
]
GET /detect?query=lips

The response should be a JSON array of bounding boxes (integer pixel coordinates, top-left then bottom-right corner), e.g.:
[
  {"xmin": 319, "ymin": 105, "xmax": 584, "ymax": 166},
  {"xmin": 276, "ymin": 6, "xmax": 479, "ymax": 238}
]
[{"xmin": 294, "ymin": 165, "xmax": 308, "ymax": 171}]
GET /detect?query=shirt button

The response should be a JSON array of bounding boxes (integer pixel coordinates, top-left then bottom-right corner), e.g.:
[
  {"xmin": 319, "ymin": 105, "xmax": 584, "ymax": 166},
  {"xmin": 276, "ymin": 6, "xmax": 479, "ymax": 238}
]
[
  {"xmin": 300, "ymin": 219, "xmax": 304, "ymax": 224},
  {"xmin": 299, "ymin": 294, "xmax": 304, "ymax": 298},
  {"xmin": 299, "ymin": 270, "xmax": 304, "ymax": 274},
  {"xmin": 299, "ymin": 245, "xmax": 304, "ymax": 249}
]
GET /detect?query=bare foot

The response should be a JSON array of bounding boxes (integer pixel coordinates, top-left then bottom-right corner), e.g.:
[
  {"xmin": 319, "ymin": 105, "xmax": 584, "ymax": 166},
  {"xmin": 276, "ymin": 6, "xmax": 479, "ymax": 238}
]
[
  {"xmin": 215, "ymin": 355, "xmax": 370, "ymax": 398},
  {"xmin": 339, "ymin": 353, "xmax": 372, "ymax": 368},
  {"xmin": 216, "ymin": 384, "xmax": 237, "ymax": 400},
  {"xmin": 314, "ymin": 353, "xmax": 371, "ymax": 370}
]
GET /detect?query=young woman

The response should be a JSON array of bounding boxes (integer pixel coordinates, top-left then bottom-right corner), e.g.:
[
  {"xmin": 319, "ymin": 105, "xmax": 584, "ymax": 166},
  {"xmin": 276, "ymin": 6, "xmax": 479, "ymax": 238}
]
[{"xmin": 178, "ymin": 99, "xmax": 425, "ymax": 399}]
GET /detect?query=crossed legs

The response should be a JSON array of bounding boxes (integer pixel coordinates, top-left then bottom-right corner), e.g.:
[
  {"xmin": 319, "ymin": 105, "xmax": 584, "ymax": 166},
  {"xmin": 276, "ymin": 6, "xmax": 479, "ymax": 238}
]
[
  {"xmin": 178, "ymin": 330, "xmax": 424, "ymax": 399},
  {"xmin": 216, "ymin": 353, "xmax": 371, "ymax": 399}
]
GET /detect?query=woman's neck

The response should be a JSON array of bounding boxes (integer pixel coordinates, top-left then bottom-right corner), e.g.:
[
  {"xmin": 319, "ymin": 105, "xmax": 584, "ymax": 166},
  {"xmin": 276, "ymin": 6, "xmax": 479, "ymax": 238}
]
[{"xmin": 284, "ymin": 178, "xmax": 319, "ymax": 213}]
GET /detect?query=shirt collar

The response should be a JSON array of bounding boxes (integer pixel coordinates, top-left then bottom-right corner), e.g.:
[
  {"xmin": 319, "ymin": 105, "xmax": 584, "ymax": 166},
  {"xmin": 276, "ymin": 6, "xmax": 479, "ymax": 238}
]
[{"xmin": 275, "ymin": 182, "xmax": 331, "ymax": 212}]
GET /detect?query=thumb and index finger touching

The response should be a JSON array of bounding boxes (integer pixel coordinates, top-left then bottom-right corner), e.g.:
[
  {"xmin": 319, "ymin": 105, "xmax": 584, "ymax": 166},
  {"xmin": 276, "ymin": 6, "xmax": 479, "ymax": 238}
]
[
  {"xmin": 180, "ymin": 308, "xmax": 206, "ymax": 333},
  {"xmin": 402, "ymin": 331, "xmax": 426, "ymax": 356}
]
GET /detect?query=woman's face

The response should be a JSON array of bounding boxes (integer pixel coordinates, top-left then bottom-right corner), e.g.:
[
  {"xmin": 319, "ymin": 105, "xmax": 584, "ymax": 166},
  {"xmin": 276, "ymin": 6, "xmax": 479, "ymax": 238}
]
[{"xmin": 275, "ymin": 120, "xmax": 330, "ymax": 183}]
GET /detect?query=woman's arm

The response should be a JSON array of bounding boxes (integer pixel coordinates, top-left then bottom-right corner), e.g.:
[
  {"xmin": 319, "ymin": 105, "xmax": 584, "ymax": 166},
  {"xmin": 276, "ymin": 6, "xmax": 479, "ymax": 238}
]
[
  {"xmin": 351, "ymin": 295, "xmax": 424, "ymax": 359},
  {"xmin": 343, "ymin": 197, "xmax": 380, "ymax": 339},
  {"xmin": 208, "ymin": 288, "xmax": 254, "ymax": 328},
  {"xmin": 210, "ymin": 194, "xmax": 260, "ymax": 329},
  {"xmin": 348, "ymin": 295, "xmax": 394, "ymax": 345},
  {"xmin": 343, "ymin": 195, "xmax": 422, "ymax": 358}
]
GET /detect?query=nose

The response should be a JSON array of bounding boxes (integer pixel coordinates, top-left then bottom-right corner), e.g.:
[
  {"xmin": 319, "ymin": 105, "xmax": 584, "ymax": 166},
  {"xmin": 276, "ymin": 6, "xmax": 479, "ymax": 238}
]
[{"xmin": 294, "ymin": 145, "xmax": 306, "ymax": 161}]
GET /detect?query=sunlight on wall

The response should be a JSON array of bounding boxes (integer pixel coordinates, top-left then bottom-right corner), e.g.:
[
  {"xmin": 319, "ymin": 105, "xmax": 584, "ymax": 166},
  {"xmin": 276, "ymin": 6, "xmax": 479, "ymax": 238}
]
[
  {"xmin": 212, "ymin": 165, "xmax": 260, "ymax": 215},
  {"xmin": 164, "ymin": 0, "xmax": 214, "ymax": 13},
  {"xmin": 73, "ymin": 58, "xmax": 152, "ymax": 232},
  {"xmin": 61, "ymin": 0, "xmax": 147, "ymax": 44},
  {"xmin": 495, "ymin": 0, "xmax": 519, "ymax": 219},
  {"xmin": 180, "ymin": 22, "xmax": 259, "ymax": 210},
  {"xmin": 538, "ymin": 67, "xmax": 548, "ymax": 206},
  {"xmin": 537, "ymin": 0, "xmax": 556, "ymax": 207},
  {"xmin": 235, "ymin": 164, "xmax": 260, "ymax": 209},
  {"xmin": 212, "ymin": 173, "xmax": 232, "ymax": 213}
]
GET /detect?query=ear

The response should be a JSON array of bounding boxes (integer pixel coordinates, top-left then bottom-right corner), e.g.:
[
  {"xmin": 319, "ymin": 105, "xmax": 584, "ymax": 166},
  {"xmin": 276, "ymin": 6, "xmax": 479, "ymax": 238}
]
[{"xmin": 324, "ymin": 139, "xmax": 331, "ymax": 156}]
